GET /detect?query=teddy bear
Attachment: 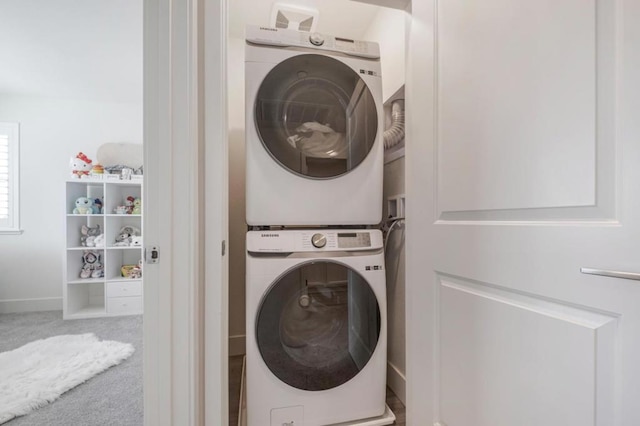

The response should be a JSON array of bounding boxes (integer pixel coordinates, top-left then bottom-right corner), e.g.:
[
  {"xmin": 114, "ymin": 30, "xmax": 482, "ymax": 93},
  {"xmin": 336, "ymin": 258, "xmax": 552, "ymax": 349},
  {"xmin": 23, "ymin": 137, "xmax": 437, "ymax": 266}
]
[
  {"xmin": 80, "ymin": 250, "xmax": 103, "ymax": 279},
  {"xmin": 80, "ymin": 224, "xmax": 102, "ymax": 247},
  {"xmin": 70, "ymin": 152, "xmax": 93, "ymax": 179},
  {"xmin": 73, "ymin": 197, "xmax": 95, "ymax": 214},
  {"xmin": 130, "ymin": 235, "xmax": 143, "ymax": 247}
]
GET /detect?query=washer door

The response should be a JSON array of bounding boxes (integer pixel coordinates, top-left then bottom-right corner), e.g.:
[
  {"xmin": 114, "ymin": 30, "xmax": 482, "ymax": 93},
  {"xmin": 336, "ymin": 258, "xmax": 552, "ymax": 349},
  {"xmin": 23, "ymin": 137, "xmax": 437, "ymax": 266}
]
[
  {"xmin": 255, "ymin": 54, "xmax": 378, "ymax": 179},
  {"xmin": 256, "ymin": 261, "xmax": 381, "ymax": 391}
]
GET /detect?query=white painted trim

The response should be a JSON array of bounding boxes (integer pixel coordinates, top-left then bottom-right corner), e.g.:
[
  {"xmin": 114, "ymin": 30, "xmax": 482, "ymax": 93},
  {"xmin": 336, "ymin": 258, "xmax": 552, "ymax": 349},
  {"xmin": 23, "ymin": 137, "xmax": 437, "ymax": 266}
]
[
  {"xmin": 0, "ymin": 297, "xmax": 62, "ymax": 314},
  {"xmin": 229, "ymin": 335, "xmax": 246, "ymax": 356},
  {"xmin": 204, "ymin": 0, "xmax": 229, "ymax": 426},
  {"xmin": 387, "ymin": 361, "xmax": 406, "ymax": 406},
  {"xmin": 143, "ymin": 0, "xmax": 206, "ymax": 424}
]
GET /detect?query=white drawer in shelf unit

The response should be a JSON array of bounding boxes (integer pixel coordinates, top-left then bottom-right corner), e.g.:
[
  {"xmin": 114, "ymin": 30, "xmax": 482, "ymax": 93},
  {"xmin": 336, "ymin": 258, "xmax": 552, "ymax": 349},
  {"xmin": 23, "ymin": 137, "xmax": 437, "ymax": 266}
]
[
  {"xmin": 107, "ymin": 296, "xmax": 143, "ymax": 315},
  {"xmin": 106, "ymin": 280, "xmax": 143, "ymax": 298}
]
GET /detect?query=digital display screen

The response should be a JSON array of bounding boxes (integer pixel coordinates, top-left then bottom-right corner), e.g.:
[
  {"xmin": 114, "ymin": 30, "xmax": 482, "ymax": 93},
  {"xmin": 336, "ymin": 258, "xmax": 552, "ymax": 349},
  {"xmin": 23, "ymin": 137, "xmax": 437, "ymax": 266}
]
[{"xmin": 338, "ymin": 233, "xmax": 357, "ymax": 237}]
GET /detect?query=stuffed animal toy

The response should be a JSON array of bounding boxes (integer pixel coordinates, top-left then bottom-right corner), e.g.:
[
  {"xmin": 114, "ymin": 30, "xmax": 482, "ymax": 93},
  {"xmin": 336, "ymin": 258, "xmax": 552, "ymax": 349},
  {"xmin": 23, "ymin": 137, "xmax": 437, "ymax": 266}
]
[
  {"xmin": 132, "ymin": 198, "xmax": 142, "ymax": 215},
  {"xmin": 124, "ymin": 196, "xmax": 135, "ymax": 214},
  {"xmin": 80, "ymin": 224, "xmax": 102, "ymax": 246},
  {"xmin": 80, "ymin": 250, "xmax": 103, "ymax": 279},
  {"xmin": 73, "ymin": 197, "xmax": 95, "ymax": 214},
  {"xmin": 93, "ymin": 198, "xmax": 104, "ymax": 214},
  {"xmin": 113, "ymin": 225, "xmax": 142, "ymax": 246},
  {"xmin": 70, "ymin": 152, "xmax": 93, "ymax": 179},
  {"xmin": 130, "ymin": 235, "xmax": 143, "ymax": 247},
  {"xmin": 93, "ymin": 234, "xmax": 105, "ymax": 248}
]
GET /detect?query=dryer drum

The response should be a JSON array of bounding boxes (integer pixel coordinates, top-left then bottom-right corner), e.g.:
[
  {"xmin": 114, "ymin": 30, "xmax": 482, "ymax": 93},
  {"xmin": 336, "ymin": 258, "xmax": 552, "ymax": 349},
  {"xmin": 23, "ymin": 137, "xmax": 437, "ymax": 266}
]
[
  {"xmin": 256, "ymin": 261, "xmax": 381, "ymax": 391},
  {"xmin": 255, "ymin": 54, "xmax": 378, "ymax": 179}
]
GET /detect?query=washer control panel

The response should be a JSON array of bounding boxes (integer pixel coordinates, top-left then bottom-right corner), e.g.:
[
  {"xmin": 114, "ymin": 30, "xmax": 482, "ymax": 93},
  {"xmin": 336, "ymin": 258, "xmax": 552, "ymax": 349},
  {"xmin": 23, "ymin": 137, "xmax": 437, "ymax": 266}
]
[
  {"xmin": 247, "ymin": 229, "xmax": 382, "ymax": 252},
  {"xmin": 245, "ymin": 25, "xmax": 380, "ymax": 59}
]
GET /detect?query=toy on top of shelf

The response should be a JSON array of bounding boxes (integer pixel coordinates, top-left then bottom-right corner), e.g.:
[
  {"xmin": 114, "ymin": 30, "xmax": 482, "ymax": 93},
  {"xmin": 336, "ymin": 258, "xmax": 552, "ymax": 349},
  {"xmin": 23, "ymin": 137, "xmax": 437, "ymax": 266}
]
[
  {"xmin": 113, "ymin": 225, "xmax": 142, "ymax": 247},
  {"xmin": 80, "ymin": 250, "xmax": 103, "ymax": 279},
  {"xmin": 90, "ymin": 164, "xmax": 104, "ymax": 176},
  {"xmin": 132, "ymin": 198, "xmax": 142, "ymax": 215},
  {"xmin": 73, "ymin": 197, "xmax": 95, "ymax": 214},
  {"xmin": 80, "ymin": 224, "xmax": 102, "ymax": 247},
  {"xmin": 70, "ymin": 152, "xmax": 93, "ymax": 179}
]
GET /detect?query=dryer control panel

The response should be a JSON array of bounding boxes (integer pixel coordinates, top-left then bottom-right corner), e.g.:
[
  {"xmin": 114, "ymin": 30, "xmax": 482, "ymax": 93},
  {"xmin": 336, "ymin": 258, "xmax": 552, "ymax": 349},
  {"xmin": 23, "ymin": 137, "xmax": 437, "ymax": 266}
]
[
  {"xmin": 245, "ymin": 25, "xmax": 381, "ymax": 59},
  {"xmin": 247, "ymin": 229, "xmax": 383, "ymax": 253}
]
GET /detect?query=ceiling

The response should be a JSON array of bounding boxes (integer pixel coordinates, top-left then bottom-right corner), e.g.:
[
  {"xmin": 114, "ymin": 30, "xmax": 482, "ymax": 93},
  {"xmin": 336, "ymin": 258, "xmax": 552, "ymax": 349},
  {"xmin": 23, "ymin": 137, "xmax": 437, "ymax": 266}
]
[
  {"xmin": 0, "ymin": 0, "xmax": 142, "ymax": 103},
  {"xmin": 229, "ymin": 0, "xmax": 382, "ymax": 40}
]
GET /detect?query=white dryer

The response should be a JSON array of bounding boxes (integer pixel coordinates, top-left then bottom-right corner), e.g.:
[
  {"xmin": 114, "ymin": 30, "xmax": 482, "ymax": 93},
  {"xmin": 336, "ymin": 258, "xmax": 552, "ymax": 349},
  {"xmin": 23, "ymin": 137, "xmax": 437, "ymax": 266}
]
[
  {"xmin": 245, "ymin": 26, "xmax": 384, "ymax": 226},
  {"xmin": 246, "ymin": 229, "xmax": 387, "ymax": 426}
]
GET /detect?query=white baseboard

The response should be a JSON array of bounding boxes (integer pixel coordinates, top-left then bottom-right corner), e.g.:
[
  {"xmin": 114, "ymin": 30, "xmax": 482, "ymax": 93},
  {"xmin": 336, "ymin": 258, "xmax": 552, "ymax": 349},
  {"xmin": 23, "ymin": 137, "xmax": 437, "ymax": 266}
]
[
  {"xmin": 0, "ymin": 297, "xmax": 63, "ymax": 314},
  {"xmin": 229, "ymin": 334, "xmax": 246, "ymax": 356},
  {"xmin": 387, "ymin": 361, "xmax": 406, "ymax": 406}
]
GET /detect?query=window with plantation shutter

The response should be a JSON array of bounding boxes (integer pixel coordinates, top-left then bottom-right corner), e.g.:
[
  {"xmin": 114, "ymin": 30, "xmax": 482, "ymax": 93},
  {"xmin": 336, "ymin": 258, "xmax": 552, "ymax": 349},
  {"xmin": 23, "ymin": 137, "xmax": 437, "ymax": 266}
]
[{"xmin": 0, "ymin": 123, "xmax": 20, "ymax": 233}]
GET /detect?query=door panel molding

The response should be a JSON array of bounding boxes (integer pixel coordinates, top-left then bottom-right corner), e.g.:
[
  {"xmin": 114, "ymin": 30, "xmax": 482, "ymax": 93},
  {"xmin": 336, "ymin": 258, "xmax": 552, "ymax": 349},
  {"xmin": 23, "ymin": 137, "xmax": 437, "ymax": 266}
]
[
  {"xmin": 434, "ymin": 0, "xmax": 619, "ymax": 223},
  {"xmin": 434, "ymin": 273, "xmax": 618, "ymax": 426}
]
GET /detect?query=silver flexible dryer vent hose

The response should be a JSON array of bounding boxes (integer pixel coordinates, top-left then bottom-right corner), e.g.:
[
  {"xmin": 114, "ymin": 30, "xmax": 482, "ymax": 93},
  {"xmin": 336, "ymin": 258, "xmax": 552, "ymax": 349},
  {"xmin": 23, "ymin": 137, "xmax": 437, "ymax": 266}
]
[{"xmin": 383, "ymin": 100, "xmax": 405, "ymax": 150}]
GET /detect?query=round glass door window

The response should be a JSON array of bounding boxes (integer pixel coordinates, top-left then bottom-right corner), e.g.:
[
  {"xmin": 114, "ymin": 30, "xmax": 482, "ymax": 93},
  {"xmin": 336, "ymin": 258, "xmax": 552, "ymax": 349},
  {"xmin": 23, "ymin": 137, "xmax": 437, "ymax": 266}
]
[
  {"xmin": 255, "ymin": 54, "xmax": 378, "ymax": 179},
  {"xmin": 256, "ymin": 261, "xmax": 381, "ymax": 391}
]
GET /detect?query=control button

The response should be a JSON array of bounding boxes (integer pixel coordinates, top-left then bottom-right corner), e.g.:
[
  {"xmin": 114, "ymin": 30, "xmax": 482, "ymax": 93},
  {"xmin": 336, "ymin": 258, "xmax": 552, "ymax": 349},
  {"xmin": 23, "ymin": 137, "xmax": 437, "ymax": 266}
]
[
  {"xmin": 309, "ymin": 33, "xmax": 325, "ymax": 46},
  {"xmin": 311, "ymin": 233, "xmax": 327, "ymax": 248}
]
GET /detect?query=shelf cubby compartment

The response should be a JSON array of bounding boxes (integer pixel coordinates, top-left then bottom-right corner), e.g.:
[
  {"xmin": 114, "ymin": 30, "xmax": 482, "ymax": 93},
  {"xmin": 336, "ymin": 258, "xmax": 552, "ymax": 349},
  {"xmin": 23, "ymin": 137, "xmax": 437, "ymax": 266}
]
[
  {"xmin": 105, "ymin": 215, "xmax": 142, "ymax": 248},
  {"xmin": 104, "ymin": 182, "xmax": 142, "ymax": 215},
  {"xmin": 66, "ymin": 282, "xmax": 105, "ymax": 318},
  {"xmin": 105, "ymin": 248, "xmax": 144, "ymax": 282},
  {"xmin": 67, "ymin": 249, "xmax": 106, "ymax": 281},
  {"xmin": 66, "ymin": 215, "xmax": 105, "ymax": 249},
  {"xmin": 66, "ymin": 181, "xmax": 104, "ymax": 214}
]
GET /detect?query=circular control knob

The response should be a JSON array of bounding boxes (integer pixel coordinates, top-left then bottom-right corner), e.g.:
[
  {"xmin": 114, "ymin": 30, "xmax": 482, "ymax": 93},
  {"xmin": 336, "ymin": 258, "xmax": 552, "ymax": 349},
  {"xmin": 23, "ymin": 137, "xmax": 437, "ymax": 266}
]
[
  {"xmin": 311, "ymin": 233, "xmax": 327, "ymax": 248},
  {"xmin": 309, "ymin": 33, "xmax": 325, "ymax": 46}
]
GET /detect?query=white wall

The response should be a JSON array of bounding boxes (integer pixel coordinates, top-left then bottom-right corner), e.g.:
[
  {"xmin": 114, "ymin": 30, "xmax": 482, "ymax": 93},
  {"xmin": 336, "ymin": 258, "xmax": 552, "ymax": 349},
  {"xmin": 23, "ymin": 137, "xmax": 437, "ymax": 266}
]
[
  {"xmin": 0, "ymin": 94, "xmax": 142, "ymax": 312},
  {"xmin": 365, "ymin": 6, "xmax": 408, "ymax": 404},
  {"xmin": 363, "ymin": 7, "xmax": 407, "ymax": 102}
]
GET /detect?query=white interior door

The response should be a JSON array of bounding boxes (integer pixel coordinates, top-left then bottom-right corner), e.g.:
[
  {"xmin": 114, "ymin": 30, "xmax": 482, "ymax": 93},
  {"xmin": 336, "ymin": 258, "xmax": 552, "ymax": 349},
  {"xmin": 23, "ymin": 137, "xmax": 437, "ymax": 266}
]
[{"xmin": 406, "ymin": 1, "xmax": 640, "ymax": 425}]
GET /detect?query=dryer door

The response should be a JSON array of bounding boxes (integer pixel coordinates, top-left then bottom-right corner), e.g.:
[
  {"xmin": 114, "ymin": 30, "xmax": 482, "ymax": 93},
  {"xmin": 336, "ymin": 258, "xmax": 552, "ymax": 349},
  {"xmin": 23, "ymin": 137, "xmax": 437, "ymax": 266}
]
[
  {"xmin": 254, "ymin": 54, "xmax": 378, "ymax": 179},
  {"xmin": 256, "ymin": 260, "xmax": 381, "ymax": 391}
]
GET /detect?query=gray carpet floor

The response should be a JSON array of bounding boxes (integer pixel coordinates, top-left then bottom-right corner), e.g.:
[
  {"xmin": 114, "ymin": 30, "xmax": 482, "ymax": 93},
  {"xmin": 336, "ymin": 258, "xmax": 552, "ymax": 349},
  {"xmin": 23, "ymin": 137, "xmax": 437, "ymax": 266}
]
[{"xmin": 0, "ymin": 311, "xmax": 143, "ymax": 426}]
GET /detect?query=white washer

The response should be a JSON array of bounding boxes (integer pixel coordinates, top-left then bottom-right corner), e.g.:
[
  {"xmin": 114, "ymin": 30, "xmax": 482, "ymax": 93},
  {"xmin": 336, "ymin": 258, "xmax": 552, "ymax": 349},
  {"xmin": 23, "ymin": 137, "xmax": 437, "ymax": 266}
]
[
  {"xmin": 245, "ymin": 26, "xmax": 384, "ymax": 226},
  {"xmin": 246, "ymin": 229, "xmax": 388, "ymax": 426}
]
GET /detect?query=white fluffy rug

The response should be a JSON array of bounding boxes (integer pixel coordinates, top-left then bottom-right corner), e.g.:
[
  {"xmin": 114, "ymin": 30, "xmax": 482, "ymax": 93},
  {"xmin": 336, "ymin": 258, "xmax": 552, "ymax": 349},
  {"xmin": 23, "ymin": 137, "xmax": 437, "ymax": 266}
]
[{"xmin": 0, "ymin": 333, "xmax": 134, "ymax": 424}]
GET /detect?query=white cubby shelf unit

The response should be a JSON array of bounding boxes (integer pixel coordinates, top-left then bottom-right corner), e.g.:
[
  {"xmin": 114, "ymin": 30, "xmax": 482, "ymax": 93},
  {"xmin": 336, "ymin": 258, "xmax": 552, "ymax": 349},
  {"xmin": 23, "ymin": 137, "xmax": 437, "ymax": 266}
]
[{"xmin": 63, "ymin": 179, "xmax": 144, "ymax": 319}]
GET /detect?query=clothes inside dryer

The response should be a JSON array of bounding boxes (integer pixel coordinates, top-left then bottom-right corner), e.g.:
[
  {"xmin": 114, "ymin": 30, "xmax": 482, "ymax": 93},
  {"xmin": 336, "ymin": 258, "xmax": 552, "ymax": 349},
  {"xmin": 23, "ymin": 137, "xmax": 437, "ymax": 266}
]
[
  {"xmin": 256, "ymin": 261, "xmax": 380, "ymax": 391},
  {"xmin": 255, "ymin": 54, "xmax": 378, "ymax": 179}
]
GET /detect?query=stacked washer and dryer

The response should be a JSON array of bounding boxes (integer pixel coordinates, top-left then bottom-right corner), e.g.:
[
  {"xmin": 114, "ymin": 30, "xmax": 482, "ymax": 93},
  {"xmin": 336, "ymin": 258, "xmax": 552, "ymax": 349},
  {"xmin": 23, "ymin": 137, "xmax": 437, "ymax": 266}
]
[{"xmin": 244, "ymin": 25, "xmax": 394, "ymax": 426}]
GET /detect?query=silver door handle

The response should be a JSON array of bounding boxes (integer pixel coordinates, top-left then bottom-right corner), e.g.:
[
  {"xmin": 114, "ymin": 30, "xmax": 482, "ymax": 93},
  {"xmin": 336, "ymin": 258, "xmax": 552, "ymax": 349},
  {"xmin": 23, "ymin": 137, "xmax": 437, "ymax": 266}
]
[{"xmin": 581, "ymin": 267, "xmax": 640, "ymax": 281}]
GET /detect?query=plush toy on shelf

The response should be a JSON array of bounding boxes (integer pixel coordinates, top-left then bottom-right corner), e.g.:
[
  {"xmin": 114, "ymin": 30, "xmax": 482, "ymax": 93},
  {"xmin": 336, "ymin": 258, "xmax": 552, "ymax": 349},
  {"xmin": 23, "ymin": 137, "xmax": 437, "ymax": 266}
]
[
  {"xmin": 132, "ymin": 198, "xmax": 142, "ymax": 215},
  {"xmin": 124, "ymin": 196, "xmax": 135, "ymax": 214},
  {"xmin": 80, "ymin": 250, "xmax": 103, "ymax": 279},
  {"xmin": 113, "ymin": 225, "xmax": 142, "ymax": 247},
  {"xmin": 93, "ymin": 198, "xmax": 104, "ymax": 214},
  {"xmin": 73, "ymin": 197, "xmax": 95, "ymax": 214},
  {"xmin": 80, "ymin": 224, "xmax": 103, "ymax": 247},
  {"xmin": 70, "ymin": 152, "xmax": 93, "ymax": 179},
  {"xmin": 90, "ymin": 164, "xmax": 104, "ymax": 176},
  {"xmin": 130, "ymin": 235, "xmax": 143, "ymax": 247}
]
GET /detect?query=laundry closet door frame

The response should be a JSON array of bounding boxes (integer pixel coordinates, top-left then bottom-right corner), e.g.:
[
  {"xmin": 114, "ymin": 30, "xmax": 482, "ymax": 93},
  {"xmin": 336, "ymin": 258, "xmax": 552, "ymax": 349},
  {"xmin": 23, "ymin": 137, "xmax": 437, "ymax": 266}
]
[{"xmin": 144, "ymin": 0, "xmax": 229, "ymax": 425}]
